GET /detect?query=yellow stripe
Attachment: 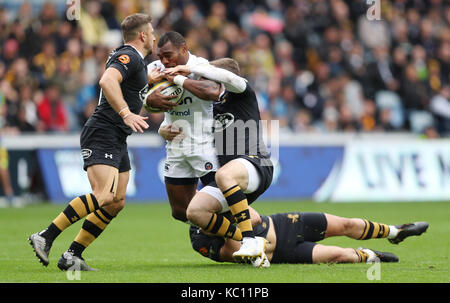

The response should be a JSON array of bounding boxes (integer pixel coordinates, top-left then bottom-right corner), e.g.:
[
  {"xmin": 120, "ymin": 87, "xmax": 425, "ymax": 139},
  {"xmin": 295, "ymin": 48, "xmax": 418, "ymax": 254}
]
[
  {"xmin": 74, "ymin": 229, "xmax": 96, "ymax": 247},
  {"xmin": 150, "ymin": 81, "xmax": 171, "ymax": 93},
  {"xmin": 86, "ymin": 212, "xmax": 107, "ymax": 230},
  {"xmin": 206, "ymin": 214, "xmax": 217, "ymax": 232},
  {"xmin": 86, "ymin": 194, "xmax": 95, "ymax": 213},
  {"xmin": 229, "ymin": 199, "xmax": 249, "ymax": 215},
  {"xmin": 153, "ymin": 80, "xmax": 169, "ymax": 89},
  {"xmin": 356, "ymin": 249, "xmax": 368, "ymax": 263},
  {"xmin": 383, "ymin": 224, "xmax": 390, "ymax": 238},
  {"xmin": 53, "ymin": 213, "xmax": 71, "ymax": 230},
  {"xmin": 69, "ymin": 197, "xmax": 87, "ymax": 218},
  {"xmin": 372, "ymin": 223, "xmax": 380, "ymax": 239},
  {"xmin": 217, "ymin": 218, "xmax": 230, "ymax": 237},
  {"xmin": 238, "ymin": 219, "xmax": 253, "ymax": 233},
  {"xmin": 223, "ymin": 186, "xmax": 240, "ymax": 198},
  {"xmin": 231, "ymin": 228, "xmax": 242, "ymax": 241},
  {"xmin": 96, "ymin": 210, "xmax": 111, "ymax": 223},
  {"xmin": 360, "ymin": 220, "xmax": 370, "ymax": 240}
]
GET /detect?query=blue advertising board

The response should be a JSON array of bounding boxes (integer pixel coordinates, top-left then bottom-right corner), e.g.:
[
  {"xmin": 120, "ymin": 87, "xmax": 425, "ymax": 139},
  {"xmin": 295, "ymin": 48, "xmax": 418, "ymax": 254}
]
[{"xmin": 36, "ymin": 146, "xmax": 344, "ymax": 203}]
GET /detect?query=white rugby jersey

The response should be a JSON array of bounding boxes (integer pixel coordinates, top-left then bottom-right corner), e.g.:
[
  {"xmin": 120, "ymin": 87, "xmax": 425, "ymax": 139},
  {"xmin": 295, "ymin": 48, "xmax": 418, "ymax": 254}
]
[{"xmin": 148, "ymin": 53, "xmax": 215, "ymax": 155}]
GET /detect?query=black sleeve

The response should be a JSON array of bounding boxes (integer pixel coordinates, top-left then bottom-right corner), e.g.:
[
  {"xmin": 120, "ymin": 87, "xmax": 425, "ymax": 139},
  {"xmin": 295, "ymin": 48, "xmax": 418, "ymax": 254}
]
[
  {"xmin": 220, "ymin": 82, "xmax": 251, "ymax": 103},
  {"xmin": 108, "ymin": 50, "xmax": 141, "ymax": 81}
]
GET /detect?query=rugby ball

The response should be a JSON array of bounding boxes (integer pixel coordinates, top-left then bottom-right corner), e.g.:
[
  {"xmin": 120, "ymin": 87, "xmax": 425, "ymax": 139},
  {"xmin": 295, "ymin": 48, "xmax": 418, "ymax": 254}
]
[{"xmin": 144, "ymin": 81, "xmax": 184, "ymax": 113}]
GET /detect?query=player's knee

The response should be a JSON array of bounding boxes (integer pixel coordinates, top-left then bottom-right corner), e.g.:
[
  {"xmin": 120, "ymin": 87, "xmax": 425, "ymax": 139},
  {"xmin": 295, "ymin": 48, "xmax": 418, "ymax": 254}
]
[
  {"xmin": 172, "ymin": 207, "xmax": 187, "ymax": 222},
  {"xmin": 93, "ymin": 190, "xmax": 115, "ymax": 207},
  {"xmin": 215, "ymin": 167, "xmax": 235, "ymax": 187},
  {"xmin": 185, "ymin": 203, "xmax": 197, "ymax": 222},
  {"xmin": 186, "ymin": 202, "xmax": 204, "ymax": 224},
  {"xmin": 109, "ymin": 196, "xmax": 126, "ymax": 215},
  {"xmin": 342, "ymin": 218, "xmax": 356, "ymax": 234},
  {"xmin": 168, "ymin": 198, "xmax": 189, "ymax": 222}
]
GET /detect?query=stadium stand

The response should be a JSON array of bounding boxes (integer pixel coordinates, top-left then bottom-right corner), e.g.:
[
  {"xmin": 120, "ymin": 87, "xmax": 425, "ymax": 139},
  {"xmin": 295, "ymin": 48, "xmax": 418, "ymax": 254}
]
[{"xmin": 0, "ymin": 0, "xmax": 449, "ymax": 137}]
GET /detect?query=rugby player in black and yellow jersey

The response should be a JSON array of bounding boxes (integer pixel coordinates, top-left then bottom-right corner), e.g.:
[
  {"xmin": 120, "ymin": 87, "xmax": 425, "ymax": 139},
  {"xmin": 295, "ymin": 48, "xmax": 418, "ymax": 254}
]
[
  {"xmin": 190, "ymin": 206, "xmax": 429, "ymax": 265},
  {"xmin": 29, "ymin": 13, "xmax": 155, "ymax": 271},
  {"xmin": 161, "ymin": 58, "xmax": 429, "ymax": 268}
]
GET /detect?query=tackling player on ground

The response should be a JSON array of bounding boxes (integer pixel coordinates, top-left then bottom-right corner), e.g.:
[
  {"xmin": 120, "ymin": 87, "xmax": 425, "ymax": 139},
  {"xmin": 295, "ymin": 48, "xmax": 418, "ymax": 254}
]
[
  {"xmin": 190, "ymin": 206, "xmax": 429, "ymax": 265},
  {"xmin": 28, "ymin": 13, "xmax": 155, "ymax": 270}
]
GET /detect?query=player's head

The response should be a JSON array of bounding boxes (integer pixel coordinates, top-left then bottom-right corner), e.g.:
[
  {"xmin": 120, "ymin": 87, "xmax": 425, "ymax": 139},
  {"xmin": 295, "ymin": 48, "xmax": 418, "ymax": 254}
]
[
  {"xmin": 210, "ymin": 58, "xmax": 240, "ymax": 75},
  {"xmin": 121, "ymin": 13, "xmax": 155, "ymax": 55},
  {"xmin": 156, "ymin": 31, "xmax": 189, "ymax": 67},
  {"xmin": 189, "ymin": 226, "xmax": 225, "ymax": 262}
]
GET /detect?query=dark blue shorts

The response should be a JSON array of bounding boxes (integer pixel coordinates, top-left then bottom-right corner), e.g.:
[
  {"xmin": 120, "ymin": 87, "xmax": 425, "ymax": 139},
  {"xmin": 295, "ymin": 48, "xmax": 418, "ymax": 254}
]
[
  {"xmin": 80, "ymin": 126, "xmax": 131, "ymax": 173},
  {"xmin": 270, "ymin": 212, "xmax": 328, "ymax": 264}
]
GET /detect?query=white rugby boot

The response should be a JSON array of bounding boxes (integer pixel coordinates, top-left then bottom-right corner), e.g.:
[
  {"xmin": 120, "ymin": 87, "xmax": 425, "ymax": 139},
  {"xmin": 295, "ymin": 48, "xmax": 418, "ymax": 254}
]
[{"xmin": 233, "ymin": 236, "xmax": 269, "ymax": 265}]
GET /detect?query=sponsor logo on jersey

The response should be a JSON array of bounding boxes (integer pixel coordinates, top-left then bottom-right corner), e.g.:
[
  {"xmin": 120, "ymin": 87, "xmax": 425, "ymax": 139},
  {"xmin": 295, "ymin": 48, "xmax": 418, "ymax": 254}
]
[
  {"xmin": 198, "ymin": 247, "xmax": 209, "ymax": 257},
  {"xmin": 177, "ymin": 96, "xmax": 193, "ymax": 105},
  {"xmin": 287, "ymin": 213, "xmax": 299, "ymax": 223},
  {"xmin": 118, "ymin": 54, "xmax": 130, "ymax": 64},
  {"xmin": 214, "ymin": 113, "xmax": 235, "ymax": 131},
  {"xmin": 139, "ymin": 83, "xmax": 149, "ymax": 103},
  {"xmin": 168, "ymin": 108, "xmax": 191, "ymax": 116},
  {"xmin": 205, "ymin": 162, "xmax": 213, "ymax": 170}
]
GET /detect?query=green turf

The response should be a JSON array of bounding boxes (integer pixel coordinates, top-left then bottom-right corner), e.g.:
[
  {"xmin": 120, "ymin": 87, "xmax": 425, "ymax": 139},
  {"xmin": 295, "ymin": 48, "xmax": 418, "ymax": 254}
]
[{"xmin": 0, "ymin": 200, "xmax": 448, "ymax": 283}]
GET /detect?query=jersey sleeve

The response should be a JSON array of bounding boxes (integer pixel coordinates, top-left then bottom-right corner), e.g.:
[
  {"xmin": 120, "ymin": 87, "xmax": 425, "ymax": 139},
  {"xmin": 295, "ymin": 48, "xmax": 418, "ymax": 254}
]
[
  {"xmin": 218, "ymin": 82, "xmax": 250, "ymax": 104},
  {"xmin": 190, "ymin": 64, "xmax": 247, "ymax": 93},
  {"xmin": 108, "ymin": 50, "xmax": 141, "ymax": 81}
]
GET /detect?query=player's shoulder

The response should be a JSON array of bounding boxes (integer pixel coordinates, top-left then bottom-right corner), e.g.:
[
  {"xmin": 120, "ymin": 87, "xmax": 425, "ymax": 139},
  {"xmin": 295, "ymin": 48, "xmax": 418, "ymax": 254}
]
[
  {"xmin": 107, "ymin": 45, "xmax": 144, "ymax": 72},
  {"xmin": 111, "ymin": 45, "xmax": 141, "ymax": 60},
  {"xmin": 187, "ymin": 52, "xmax": 209, "ymax": 66},
  {"xmin": 223, "ymin": 81, "xmax": 252, "ymax": 102}
]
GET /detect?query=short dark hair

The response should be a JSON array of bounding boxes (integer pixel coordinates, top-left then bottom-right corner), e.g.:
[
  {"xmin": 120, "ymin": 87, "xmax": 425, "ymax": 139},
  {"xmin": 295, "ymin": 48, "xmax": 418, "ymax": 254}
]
[
  {"xmin": 157, "ymin": 31, "xmax": 186, "ymax": 48},
  {"xmin": 121, "ymin": 13, "xmax": 152, "ymax": 42},
  {"xmin": 210, "ymin": 58, "xmax": 240, "ymax": 75}
]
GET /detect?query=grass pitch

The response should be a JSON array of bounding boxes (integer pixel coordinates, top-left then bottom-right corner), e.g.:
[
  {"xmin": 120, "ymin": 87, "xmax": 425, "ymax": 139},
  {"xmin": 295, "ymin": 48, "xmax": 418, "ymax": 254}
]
[{"xmin": 0, "ymin": 200, "xmax": 448, "ymax": 283}]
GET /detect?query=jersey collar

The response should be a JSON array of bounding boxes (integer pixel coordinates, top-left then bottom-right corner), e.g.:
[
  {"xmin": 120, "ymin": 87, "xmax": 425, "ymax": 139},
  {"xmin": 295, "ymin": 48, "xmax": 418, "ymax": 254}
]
[
  {"xmin": 186, "ymin": 52, "xmax": 195, "ymax": 66},
  {"xmin": 125, "ymin": 44, "xmax": 144, "ymax": 59}
]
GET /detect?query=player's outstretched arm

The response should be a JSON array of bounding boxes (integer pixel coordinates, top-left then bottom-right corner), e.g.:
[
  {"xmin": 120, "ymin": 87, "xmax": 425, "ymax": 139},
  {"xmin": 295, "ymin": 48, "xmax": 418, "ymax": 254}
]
[
  {"xmin": 190, "ymin": 64, "xmax": 247, "ymax": 93},
  {"xmin": 99, "ymin": 67, "xmax": 149, "ymax": 133},
  {"xmin": 164, "ymin": 71, "xmax": 223, "ymax": 101},
  {"xmin": 182, "ymin": 78, "xmax": 223, "ymax": 101},
  {"xmin": 165, "ymin": 64, "xmax": 247, "ymax": 93}
]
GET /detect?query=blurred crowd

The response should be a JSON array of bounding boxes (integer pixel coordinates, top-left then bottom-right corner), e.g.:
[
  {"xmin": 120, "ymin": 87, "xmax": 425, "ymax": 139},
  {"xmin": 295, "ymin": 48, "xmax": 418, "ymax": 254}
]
[{"xmin": 0, "ymin": 0, "xmax": 450, "ymax": 137}]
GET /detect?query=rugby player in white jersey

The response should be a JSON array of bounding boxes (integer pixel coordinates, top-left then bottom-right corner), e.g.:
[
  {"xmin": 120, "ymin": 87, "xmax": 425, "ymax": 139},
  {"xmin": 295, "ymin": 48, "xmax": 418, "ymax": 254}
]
[
  {"xmin": 146, "ymin": 31, "xmax": 220, "ymax": 223},
  {"xmin": 162, "ymin": 58, "xmax": 274, "ymax": 267}
]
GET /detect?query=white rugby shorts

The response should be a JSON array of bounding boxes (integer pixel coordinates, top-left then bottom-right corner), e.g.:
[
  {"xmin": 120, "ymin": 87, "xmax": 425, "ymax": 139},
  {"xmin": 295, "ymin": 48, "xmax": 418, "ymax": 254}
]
[
  {"xmin": 200, "ymin": 158, "xmax": 261, "ymax": 213},
  {"xmin": 164, "ymin": 148, "xmax": 219, "ymax": 179}
]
